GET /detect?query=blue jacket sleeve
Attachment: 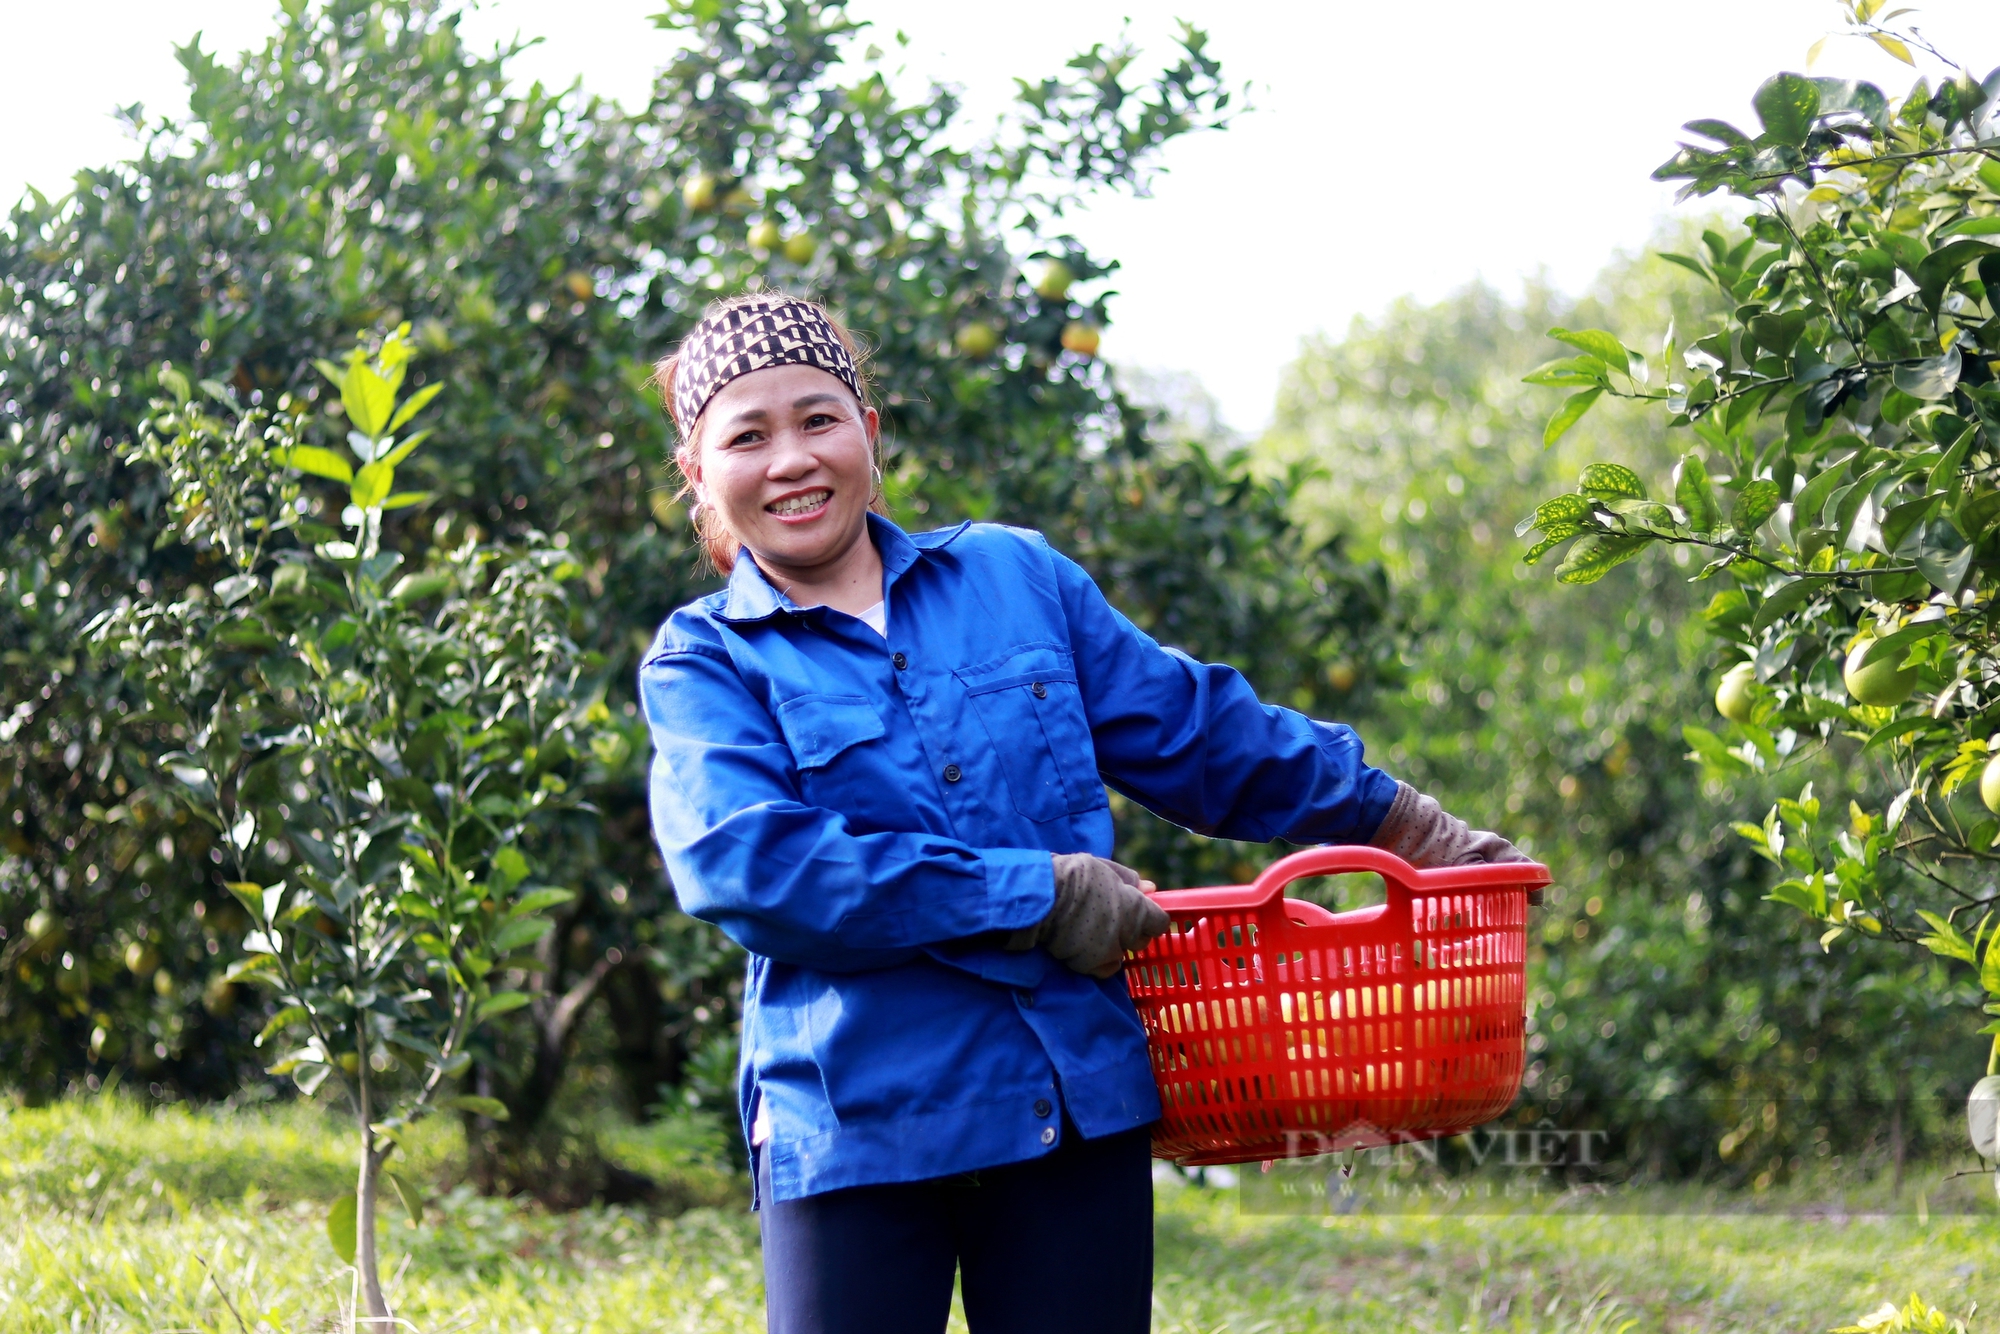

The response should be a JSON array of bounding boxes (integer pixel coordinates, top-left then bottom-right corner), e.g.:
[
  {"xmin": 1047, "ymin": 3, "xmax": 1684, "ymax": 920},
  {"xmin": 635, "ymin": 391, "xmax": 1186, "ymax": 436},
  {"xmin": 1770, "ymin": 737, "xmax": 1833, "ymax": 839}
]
[
  {"xmin": 1050, "ymin": 546, "xmax": 1399, "ymax": 844},
  {"xmin": 641, "ymin": 641, "xmax": 1055, "ymax": 973}
]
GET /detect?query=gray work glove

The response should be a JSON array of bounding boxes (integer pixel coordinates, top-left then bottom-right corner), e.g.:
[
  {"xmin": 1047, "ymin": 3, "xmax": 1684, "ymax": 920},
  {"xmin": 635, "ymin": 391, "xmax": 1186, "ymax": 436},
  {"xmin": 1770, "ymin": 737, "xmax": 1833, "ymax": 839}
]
[
  {"xmin": 1005, "ymin": 854, "xmax": 1170, "ymax": 978},
  {"xmin": 1370, "ymin": 780, "xmax": 1531, "ymax": 869}
]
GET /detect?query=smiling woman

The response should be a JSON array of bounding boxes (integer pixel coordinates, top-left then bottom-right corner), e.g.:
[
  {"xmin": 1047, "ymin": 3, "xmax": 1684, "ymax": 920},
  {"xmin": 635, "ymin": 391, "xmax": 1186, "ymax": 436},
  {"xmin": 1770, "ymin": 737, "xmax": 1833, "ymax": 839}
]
[
  {"xmin": 655, "ymin": 292, "xmax": 887, "ymax": 602},
  {"xmin": 635, "ymin": 292, "xmax": 1530, "ymax": 1333}
]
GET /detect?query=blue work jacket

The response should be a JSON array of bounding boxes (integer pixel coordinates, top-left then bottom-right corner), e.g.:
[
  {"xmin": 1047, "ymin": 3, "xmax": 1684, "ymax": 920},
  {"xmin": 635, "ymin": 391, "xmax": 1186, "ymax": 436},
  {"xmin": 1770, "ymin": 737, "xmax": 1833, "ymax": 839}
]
[{"xmin": 639, "ymin": 514, "xmax": 1397, "ymax": 1202}]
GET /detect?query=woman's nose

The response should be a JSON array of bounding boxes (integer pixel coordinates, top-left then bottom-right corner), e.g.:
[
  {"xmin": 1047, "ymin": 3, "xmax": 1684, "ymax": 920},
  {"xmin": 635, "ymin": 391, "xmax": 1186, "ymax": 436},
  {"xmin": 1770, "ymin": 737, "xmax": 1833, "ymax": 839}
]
[{"xmin": 765, "ymin": 428, "xmax": 818, "ymax": 478}]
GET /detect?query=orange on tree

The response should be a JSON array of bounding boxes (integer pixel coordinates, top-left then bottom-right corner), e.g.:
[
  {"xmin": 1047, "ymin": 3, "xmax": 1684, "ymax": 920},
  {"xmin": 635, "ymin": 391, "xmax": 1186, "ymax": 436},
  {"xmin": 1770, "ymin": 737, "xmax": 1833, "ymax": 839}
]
[{"xmin": 1060, "ymin": 321, "xmax": 1100, "ymax": 357}]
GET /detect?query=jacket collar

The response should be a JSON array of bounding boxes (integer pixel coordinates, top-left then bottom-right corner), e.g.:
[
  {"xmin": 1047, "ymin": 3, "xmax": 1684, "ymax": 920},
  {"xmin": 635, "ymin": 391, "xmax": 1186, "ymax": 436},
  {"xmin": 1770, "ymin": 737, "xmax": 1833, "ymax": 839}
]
[{"xmin": 716, "ymin": 513, "xmax": 969, "ymax": 623}]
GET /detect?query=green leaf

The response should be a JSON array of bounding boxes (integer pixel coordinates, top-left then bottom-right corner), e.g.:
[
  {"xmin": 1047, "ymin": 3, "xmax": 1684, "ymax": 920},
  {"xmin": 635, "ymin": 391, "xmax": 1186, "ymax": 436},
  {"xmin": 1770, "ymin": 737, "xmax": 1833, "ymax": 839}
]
[
  {"xmin": 381, "ymin": 492, "xmax": 437, "ymax": 510},
  {"xmin": 1548, "ymin": 327, "xmax": 1632, "ymax": 370},
  {"xmin": 1732, "ymin": 480, "xmax": 1781, "ymax": 531},
  {"xmin": 1917, "ymin": 910, "xmax": 1978, "ymax": 964},
  {"xmin": 1674, "ymin": 453, "xmax": 1722, "ymax": 532},
  {"xmin": 1982, "ymin": 934, "xmax": 2000, "ymax": 996},
  {"xmin": 1542, "ymin": 388, "xmax": 1603, "ymax": 448},
  {"xmin": 327, "ymin": 1192, "xmax": 357, "ymax": 1264},
  {"xmin": 272, "ymin": 445, "xmax": 354, "ymax": 484},
  {"xmin": 490, "ymin": 915, "xmax": 555, "ymax": 953},
  {"xmin": 1929, "ymin": 422, "xmax": 1978, "ymax": 495},
  {"xmin": 492, "ymin": 845, "xmax": 530, "ymax": 889},
  {"xmin": 255, "ymin": 1005, "xmax": 308, "ymax": 1047},
  {"xmin": 508, "ymin": 886, "xmax": 577, "ymax": 916},
  {"xmin": 1516, "ymin": 492, "xmax": 1594, "ymax": 538},
  {"xmin": 379, "ymin": 429, "xmax": 432, "ymax": 468},
  {"xmin": 1579, "ymin": 463, "xmax": 1646, "ymax": 502},
  {"xmin": 440, "ymin": 1094, "xmax": 512, "ymax": 1121},
  {"xmin": 1764, "ymin": 878, "xmax": 1827, "ymax": 916},
  {"xmin": 385, "ymin": 1171, "xmax": 425, "ymax": 1226},
  {"xmin": 1859, "ymin": 619, "xmax": 1946, "ymax": 670},
  {"xmin": 1749, "ymin": 576, "xmax": 1830, "ymax": 635},
  {"xmin": 389, "ymin": 572, "xmax": 452, "ymax": 604},
  {"xmin": 342, "ymin": 363, "xmax": 395, "ymax": 436},
  {"xmin": 1869, "ymin": 31, "xmax": 1915, "ymax": 66},
  {"xmin": 1684, "ymin": 723, "xmax": 1754, "ymax": 774},
  {"xmin": 350, "ymin": 460, "xmax": 394, "ymax": 509},
  {"xmin": 1893, "ymin": 347, "xmax": 1962, "ymax": 401},
  {"xmin": 1752, "ymin": 72, "xmax": 1820, "ymax": 146},
  {"xmin": 1554, "ymin": 533, "xmax": 1648, "ymax": 585},
  {"xmin": 1939, "ymin": 217, "xmax": 2000, "ymax": 238},
  {"xmin": 1521, "ymin": 533, "xmax": 1571, "ymax": 565},
  {"xmin": 1522, "ymin": 356, "xmax": 1612, "ymax": 388},
  {"xmin": 386, "ymin": 382, "xmax": 443, "ymax": 433},
  {"xmin": 476, "ymin": 990, "xmax": 533, "ymax": 1020},
  {"xmin": 1793, "ymin": 458, "xmax": 1852, "ymax": 528},
  {"xmin": 224, "ymin": 881, "xmax": 266, "ymax": 920}
]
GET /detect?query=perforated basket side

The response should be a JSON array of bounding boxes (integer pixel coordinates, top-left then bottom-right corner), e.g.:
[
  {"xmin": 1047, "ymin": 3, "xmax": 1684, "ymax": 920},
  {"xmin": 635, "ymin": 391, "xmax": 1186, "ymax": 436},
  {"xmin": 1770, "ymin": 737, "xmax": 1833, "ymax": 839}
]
[{"xmin": 1127, "ymin": 847, "xmax": 1543, "ymax": 1166}]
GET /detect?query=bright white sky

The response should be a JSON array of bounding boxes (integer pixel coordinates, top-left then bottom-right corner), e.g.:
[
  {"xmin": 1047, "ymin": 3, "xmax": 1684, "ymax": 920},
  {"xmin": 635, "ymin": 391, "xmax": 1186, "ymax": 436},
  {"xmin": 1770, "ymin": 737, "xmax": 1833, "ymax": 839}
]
[{"xmin": 6, "ymin": 2, "xmax": 1999, "ymax": 430}]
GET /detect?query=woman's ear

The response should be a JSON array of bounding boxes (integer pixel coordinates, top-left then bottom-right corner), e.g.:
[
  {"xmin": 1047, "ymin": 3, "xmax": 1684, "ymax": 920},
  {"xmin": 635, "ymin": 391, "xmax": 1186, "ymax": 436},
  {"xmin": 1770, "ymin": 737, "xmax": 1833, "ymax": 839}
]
[{"xmin": 862, "ymin": 404, "xmax": 880, "ymax": 446}]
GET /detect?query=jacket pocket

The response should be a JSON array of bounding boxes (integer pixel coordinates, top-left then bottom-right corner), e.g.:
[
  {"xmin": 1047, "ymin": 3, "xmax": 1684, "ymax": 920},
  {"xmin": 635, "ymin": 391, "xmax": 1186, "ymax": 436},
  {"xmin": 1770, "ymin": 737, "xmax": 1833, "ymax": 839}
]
[
  {"xmin": 776, "ymin": 694, "xmax": 887, "ymax": 771},
  {"xmin": 957, "ymin": 646, "xmax": 1104, "ymax": 822}
]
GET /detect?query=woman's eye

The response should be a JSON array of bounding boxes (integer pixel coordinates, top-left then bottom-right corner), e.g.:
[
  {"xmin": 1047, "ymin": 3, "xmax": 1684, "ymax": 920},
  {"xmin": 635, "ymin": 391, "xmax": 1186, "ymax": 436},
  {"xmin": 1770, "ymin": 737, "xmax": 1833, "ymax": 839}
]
[
  {"xmin": 804, "ymin": 413, "xmax": 835, "ymax": 429},
  {"xmin": 728, "ymin": 431, "xmax": 762, "ymax": 447}
]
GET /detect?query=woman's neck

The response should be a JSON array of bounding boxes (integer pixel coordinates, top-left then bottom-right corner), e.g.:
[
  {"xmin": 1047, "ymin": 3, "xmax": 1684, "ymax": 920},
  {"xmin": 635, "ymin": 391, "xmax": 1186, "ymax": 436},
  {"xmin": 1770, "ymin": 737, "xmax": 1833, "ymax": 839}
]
[{"xmin": 750, "ymin": 518, "xmax": 885, "ymax": 616}]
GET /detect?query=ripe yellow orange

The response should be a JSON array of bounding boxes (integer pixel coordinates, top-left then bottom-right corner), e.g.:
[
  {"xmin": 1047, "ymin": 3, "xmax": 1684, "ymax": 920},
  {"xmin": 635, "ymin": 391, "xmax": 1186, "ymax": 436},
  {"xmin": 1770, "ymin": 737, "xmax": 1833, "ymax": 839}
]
[{"xmin": 1060, "ymin": 321, "xmax": 1101, "ymax": 357}]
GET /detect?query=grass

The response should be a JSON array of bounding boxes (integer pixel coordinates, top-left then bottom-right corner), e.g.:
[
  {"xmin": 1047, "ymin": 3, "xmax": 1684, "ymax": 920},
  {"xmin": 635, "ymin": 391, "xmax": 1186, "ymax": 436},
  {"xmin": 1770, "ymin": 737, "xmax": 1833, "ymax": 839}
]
[{"xmin": 1, "ymin": 1096, "xmax": 1994, "ymax": 1332}]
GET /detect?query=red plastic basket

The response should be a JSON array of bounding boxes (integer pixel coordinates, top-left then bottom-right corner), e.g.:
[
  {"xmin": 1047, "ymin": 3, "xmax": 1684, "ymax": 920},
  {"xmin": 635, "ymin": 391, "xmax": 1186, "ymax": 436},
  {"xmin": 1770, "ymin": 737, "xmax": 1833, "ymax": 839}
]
[{"xmin": 1127, "ymin": 845, "xmax": 1550, "ymax": 1166}]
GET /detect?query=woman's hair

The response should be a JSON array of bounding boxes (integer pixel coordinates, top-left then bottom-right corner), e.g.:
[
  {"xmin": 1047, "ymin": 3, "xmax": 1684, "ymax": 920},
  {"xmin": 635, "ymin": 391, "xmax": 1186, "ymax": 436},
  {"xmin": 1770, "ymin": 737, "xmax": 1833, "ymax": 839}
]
[{"xmin": 652, "ymin": 290, "xmax": 884, "ymax": 575}]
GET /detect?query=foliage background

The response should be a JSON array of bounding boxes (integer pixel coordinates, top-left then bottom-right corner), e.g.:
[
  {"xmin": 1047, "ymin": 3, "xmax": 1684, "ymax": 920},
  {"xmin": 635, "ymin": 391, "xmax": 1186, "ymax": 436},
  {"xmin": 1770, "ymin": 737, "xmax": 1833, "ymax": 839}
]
[{"xmin": 0, "ymin": 0, "xmax": 1989, "ymax": 1200}]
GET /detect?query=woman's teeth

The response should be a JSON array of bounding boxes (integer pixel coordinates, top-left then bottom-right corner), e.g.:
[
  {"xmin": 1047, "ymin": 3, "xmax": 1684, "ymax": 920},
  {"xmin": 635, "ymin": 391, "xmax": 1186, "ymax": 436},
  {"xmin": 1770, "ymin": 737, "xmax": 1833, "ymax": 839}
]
[{"xmin": 768, "ymin": 490, "xmax": 831, "ymax": 516}]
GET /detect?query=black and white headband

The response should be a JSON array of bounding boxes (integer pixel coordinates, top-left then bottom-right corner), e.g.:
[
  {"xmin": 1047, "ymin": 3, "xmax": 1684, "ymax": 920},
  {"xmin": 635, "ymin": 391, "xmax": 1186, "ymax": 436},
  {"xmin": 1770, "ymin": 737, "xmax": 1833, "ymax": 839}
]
[{"xmin": 672, "ymin": 295, "xmax": 862, "ymax": 431}]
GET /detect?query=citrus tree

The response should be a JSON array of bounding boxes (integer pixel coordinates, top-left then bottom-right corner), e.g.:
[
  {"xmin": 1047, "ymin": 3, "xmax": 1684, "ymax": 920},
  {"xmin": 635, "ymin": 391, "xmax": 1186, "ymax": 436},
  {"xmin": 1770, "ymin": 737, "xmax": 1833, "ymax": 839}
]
[
  {"xmin": 0, "ymin": 0, "xmax": 1399, "ymax": 1180},
  {"xmin": 92, "ymin": 331, "xmax": 600, "ymax": 1321},
  {"xmin": 1517, "ymin": 4, "xmax": 2000, "ymax": 1091}
]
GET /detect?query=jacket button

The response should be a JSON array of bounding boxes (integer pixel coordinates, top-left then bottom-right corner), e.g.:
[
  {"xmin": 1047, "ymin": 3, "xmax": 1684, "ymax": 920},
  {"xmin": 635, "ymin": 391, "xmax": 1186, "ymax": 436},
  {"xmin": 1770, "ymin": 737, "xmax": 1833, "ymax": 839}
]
[
  {"xmin": 1040, "ymin": 1126, "xmax": 1057, "ymax": 1146},
  {"xmin": 1031, "ymin": 681, "xmax": 1047, "ymax": 699},
  {"xmin": 1017, "ymin": 989, "xmax": 1035, "ymax": 1009},
  {"xmin": 943, "ymin": 763, "xmax": 962, "ymax": 783},
  {"xmin": 1034, "ymin": 1098, "xmax": 1052, "ymax": 1118},
  {"xmin": 892, "ymin": 651, "xmax": 908, "ymax": 670}
]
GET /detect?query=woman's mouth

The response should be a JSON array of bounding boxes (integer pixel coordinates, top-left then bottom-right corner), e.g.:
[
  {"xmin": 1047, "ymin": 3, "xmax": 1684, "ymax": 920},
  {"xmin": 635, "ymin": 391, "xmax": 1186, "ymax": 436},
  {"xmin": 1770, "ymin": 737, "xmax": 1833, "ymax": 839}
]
[{"xmin": 767, "ymin": 489, "xmax": 832, "ymax": 519}]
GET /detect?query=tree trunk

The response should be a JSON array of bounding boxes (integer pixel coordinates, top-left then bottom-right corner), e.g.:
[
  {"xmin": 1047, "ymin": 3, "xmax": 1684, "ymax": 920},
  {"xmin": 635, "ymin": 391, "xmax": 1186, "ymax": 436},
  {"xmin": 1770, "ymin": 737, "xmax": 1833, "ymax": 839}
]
[{"xmin": 355, "ymin": 1070, "xmax": 391, "ymax": 1328}]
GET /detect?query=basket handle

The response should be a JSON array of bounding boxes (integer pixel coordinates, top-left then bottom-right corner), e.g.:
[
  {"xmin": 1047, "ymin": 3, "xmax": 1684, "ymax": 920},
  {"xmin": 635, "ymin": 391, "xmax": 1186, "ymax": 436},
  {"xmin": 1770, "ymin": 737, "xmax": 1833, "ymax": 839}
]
[{"xmin": 1146, "ymin": 843, "xmax": 1550, "ymax": 915}]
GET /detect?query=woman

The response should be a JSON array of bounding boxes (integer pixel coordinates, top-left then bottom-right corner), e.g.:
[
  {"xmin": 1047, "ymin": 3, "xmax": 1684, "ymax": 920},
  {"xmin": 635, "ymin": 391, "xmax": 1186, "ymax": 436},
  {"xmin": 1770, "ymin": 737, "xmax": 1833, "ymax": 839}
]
[{"xmin": 640, "ymin": 292, "xmax": 1523, "ymax": 1334}]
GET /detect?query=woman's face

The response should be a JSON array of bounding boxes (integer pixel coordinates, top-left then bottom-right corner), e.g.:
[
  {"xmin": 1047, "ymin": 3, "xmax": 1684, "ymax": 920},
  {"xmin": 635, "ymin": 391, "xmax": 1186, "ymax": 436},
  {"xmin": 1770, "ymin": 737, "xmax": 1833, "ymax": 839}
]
[{"xmin": 685, "ymin": 363, "xmax": 879, "ymax": 576}]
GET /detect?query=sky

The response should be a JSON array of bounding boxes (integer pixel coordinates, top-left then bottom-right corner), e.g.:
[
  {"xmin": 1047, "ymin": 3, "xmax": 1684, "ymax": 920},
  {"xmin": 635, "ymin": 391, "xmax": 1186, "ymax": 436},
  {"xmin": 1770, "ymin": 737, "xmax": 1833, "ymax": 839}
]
[{"xmin": 6, "ymin": 1, "xmax": 2000, "ymax": 432}]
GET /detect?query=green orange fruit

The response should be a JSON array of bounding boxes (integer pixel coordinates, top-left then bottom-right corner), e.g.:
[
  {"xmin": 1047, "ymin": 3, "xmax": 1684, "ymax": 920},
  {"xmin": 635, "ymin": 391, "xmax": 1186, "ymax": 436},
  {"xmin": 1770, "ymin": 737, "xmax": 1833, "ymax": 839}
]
[
  {"xmin": 783, "ymin": 232, "xmax": 819, "ymax": 264},
  {"xmin": 748, "ymin": 219, "xmax": 783, "ymax": 251},
  {"xmin": 1714, "ymin": 662, "xmax": 1756, "ymax": 723},
  {"xmin": 682, "ymin": 172, "xmax": 720, "ymax": 212},
  {"xmin": 1032, "ymin": 259, "xmax": 1074, "ymax": 301},
  {"xmin": 955, "ymin": 322, "xmax": 1000, "ymax": 358},
  {"xmin": 1981, "ymin": 755, "xmax": 2000, "ymax": 815},
  {"xmin": 1842, "ymin": 639, "xmax": 1918, "ymax": 708}
]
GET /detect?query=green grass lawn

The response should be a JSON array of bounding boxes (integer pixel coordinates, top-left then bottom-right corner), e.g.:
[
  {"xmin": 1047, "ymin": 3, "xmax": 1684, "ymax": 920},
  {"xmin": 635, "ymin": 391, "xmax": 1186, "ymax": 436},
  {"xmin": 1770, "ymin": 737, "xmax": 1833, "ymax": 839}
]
[{"xmin": 2, "ymin": 1097, "xmax": 1993, "ymax": 1333}]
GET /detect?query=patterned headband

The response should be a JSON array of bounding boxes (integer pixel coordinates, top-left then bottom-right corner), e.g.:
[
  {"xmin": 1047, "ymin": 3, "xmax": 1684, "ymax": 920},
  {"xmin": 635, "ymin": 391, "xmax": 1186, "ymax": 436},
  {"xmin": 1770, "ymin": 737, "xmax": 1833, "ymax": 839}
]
[{"xmin": 672, "ymin": 295, "xmax": 863, "ymax": 431}]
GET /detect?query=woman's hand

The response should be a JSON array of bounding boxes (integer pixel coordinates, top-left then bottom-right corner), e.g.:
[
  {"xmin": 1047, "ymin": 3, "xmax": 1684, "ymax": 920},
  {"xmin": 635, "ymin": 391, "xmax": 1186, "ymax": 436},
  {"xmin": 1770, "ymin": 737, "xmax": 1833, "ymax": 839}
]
[
  {"xmin": 1369, "ymin": 780, "xmax": 1530, "ymax": 868},
  {"xmin": 1006, "ymin": 854, "xmax": 1169, "ymax": 978}
]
